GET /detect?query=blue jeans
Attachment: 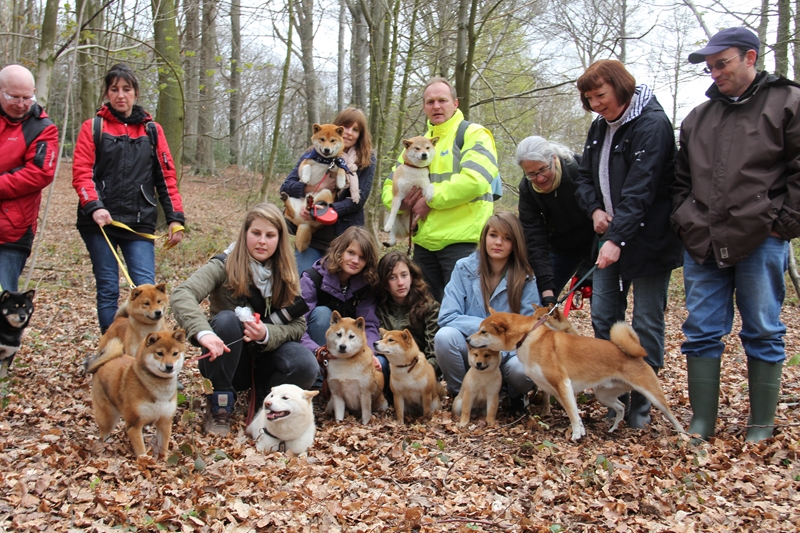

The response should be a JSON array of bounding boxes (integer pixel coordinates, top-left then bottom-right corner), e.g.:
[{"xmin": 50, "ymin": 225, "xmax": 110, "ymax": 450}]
[
  {"xmin": 591, "ymin": 263, "xmax": 672, "ymax": 369},
  {"xmin": 295, "ymin": 247, "xmax": 324, "ymax": 274},
  {"xmin": 682, "ymin": 237, "xmax": 788, "ymax": 363},
  {"xmin": 0, "ymin": 247, "xmax": 29, "ymax": 292},
  {"xmin": 80, "ymin": 229, "xmax": 156, "ymax": 330}
]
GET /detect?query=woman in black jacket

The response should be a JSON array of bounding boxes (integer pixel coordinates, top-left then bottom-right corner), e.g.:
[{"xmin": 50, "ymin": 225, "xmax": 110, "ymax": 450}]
[
  {"xmin": 574, "ymin": 60, "xmax": 683, "ymax": 428},
  {"xmin": 516, "ymin": 136, "xmax": 595, "ymax": 306}
]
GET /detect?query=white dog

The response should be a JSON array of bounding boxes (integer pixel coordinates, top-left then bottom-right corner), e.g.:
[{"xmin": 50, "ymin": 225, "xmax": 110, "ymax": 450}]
[{"xmin": 246, "ymin": 384, "xmax": 319, "ymax": 454}]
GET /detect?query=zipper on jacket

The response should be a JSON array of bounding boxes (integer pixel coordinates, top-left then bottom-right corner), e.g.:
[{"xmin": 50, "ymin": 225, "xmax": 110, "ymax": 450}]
[{"xmin": 162, "ymin": 152, "xmax": 170, "ymax": 170}]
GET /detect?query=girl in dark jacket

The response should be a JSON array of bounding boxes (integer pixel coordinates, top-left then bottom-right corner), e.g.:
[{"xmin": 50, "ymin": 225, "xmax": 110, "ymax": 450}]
[
  {"xmin": 516, "ymin": 136, "xmax": 596, "ymax": 305},
  {"xmin": 574, "ymin": 60, "xmax": 683, "ymax": 428},
  {"xmin": 280, "ymin": 107, "xmax": 376, "ymax": 272},
  {"xmin": 72, "ymin": 64, "xmax": 185, "ymax": 332}
]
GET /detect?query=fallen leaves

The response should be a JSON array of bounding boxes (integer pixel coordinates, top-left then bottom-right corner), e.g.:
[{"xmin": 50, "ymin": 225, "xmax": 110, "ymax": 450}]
[{"xmin": 0, "ymin": 167, "xmax": 798, "ymax": 532}]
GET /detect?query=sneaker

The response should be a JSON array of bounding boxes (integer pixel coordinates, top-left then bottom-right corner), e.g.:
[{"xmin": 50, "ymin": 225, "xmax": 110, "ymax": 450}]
[{"xmin": 204, "ymin": 392, "xmax": 234, "ymax": 436}]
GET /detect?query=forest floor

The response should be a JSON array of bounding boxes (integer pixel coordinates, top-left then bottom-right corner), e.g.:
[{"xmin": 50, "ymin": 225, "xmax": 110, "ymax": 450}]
[{"xmin": 1, "ymin": 164, "xmax": 799, "ymax": 532}]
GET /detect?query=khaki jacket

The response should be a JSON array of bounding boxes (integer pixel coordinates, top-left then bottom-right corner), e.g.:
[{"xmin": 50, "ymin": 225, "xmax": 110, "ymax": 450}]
[{"xmin": 673, "ymin": 72, "xmax": 800, "ymax": 266}]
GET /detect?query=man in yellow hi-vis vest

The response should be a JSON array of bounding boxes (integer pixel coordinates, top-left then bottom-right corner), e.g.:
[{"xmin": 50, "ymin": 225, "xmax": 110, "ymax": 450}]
[{"xmin": 382, "ymin": 77, "xmax": 499, "ymax": 302}]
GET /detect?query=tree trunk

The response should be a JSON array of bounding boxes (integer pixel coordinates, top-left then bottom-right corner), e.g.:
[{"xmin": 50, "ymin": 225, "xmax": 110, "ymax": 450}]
[
  {"xmin": 152, "ymin": 0, "xmax": 185, "ymax": 183},
  {"xmin": 196, "ymin": 0, "xmax": 218, "ymax": 175},
  {"xmin": 229, "ymin": 0, "xmax": 241, "ymax": 166},
  {"xmin": 757, "ymin": 0, "xmax": 769, "ymax": 71},
  {"xmin": 338, "ymin": 0, "xmax": 346, "ymax": 111},
  {"xmin": 293, "ymin": 0, "xmax": 320, "ymax": 137},
  {"xmin": 34, "ymin": 0, "xmax": 60, "ymax": 107},
  {"xmin": 77, "ymin": 0, "xmax": 100, "ymax": 120},
  {"xmin": 347, "ymin": 0, "xmax": 369, "ymax": 109},
  {"xmin": 260, "ymin": 0, "xmax": 294, "ymax": 201},
  {"xmin": 182, "ymin": 0, "xmax": 201, "ymax": 165},
  {"xmin": 777, "ymin": 0, "xmax": 790, "ymax": 76},
  {"xmin": 794, "ymin": 0, "xmax": 800, "ymax": 80}
]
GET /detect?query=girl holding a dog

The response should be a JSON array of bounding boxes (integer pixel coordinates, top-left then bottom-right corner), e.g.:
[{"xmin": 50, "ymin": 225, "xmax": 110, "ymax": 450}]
[
  {"xmin": 171, "ymin": 203, "xmax": 318, "ymax": 436},
  {"xmin": 376, "ymin": 251, "xmax": 441, "ymax": 376},
  {"xmin": 298, "ymin": 226, "xmax": 387, "ymax": 379},
  {"xmin": 435, "ymin": 212, "xmax": 540, "ymax": 412},
  {"xmin": 280, "ymin": 108, "xmax": 376, "ymax": 273},
  {"xmin": 72, "ymin": 63, "xmax": 185, "ymax": 333}
]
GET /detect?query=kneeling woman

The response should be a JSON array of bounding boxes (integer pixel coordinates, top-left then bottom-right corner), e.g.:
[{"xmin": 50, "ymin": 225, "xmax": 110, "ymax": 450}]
[
  {"xmin": 172, "ymin": 203, "xmax": 318, "ymax": 436},
  {"xmin": 435, "ymin": 212, "xmax": 540, "ymax": 410}
]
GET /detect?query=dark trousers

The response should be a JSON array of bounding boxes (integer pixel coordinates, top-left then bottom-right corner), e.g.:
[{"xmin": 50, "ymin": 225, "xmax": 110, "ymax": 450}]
[
  {"xmin": 198, "ymin": 310, "xmax": 318, "ymax": 406},
  {"xmin": 413, "ymin": 242, "xmax": 476, "ymax": 303}
]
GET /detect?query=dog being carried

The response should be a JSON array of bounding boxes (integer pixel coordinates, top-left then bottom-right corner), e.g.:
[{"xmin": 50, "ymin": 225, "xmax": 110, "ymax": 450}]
[
  {"xmin": 86, "ymin": 329, "xmax": 186, "ymax": 458},
  {"xmin": 467, "ymin": 305, "xmax": 684, "ymax": 441}
]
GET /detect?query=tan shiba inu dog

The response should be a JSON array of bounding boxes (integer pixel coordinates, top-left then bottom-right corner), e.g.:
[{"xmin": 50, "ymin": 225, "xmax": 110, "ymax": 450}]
[
  {"xmin": 280, "ymin": 189, "xmax": 335, "ymax": 252},
  {"xmin": 374, "ymin": 328, "xmax": 445, "ymax": 424},
  {"xmin": 325, "ymin": 311, "xmax": 387, "ymax": 424},
  {"xmin": 246, "ymin": 384, "xmax": 319, "ymax": 455},
  {"xmin": 98, "ymin": 283, "xmax": 168, "ymax": 358},
  {"xmin": 452, "ymin": 347, "xmax": 502, "ymax": 426},
  {"xmin": 298, "ymin": 123, "xmax": 349, "ymax": 192},
  {"xmin": 467, "ymin": 307, "xmax": 684, "ymax": 441},
  {"xmin": 383, "ymin": 136, "xmax": 438, "ymax": 246},
  {"xmin": 86, "ymin": 329, "xmax": 186, "ymax": 457}
]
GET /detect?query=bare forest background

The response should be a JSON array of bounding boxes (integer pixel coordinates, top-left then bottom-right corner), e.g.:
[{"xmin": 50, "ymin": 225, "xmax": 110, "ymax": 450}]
[{"xmin": 0, "ymin": 0, "xmax": 793, "ymax": 225}]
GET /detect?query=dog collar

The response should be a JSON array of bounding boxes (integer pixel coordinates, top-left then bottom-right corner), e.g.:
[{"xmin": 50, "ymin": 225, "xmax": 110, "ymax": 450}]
[
  {"xmin": 305, "ymin": 150, "xmax": 348, "ymax": 171},
  {"xmin": 396, "ymin": 355, "xmax": 419, "ymax": 373},
  {"xmin": 260, "ymin": 427, "xmax": 286, "ymax": 453},
  {"xmin": 515, "ymin": 314, "xmax": 550, "ymax": 349}
]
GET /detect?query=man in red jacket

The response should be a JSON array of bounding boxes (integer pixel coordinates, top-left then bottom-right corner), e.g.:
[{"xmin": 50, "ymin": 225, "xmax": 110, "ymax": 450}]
[{"xmin": 0, "ymin": 64, "xmax": 58, "ymax": 291}]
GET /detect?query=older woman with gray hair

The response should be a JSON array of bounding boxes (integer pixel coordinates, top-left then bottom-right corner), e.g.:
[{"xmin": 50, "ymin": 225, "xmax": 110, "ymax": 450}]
[{"xmin": 516, "ymin": 136, "xmax": 596, "ymax": 306}]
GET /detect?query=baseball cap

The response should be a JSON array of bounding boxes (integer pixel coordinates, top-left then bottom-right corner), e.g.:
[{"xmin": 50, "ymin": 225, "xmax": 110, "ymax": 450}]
[{"xmin": 688, "ymin": 27, "xmax": 760, "ymax": 64}]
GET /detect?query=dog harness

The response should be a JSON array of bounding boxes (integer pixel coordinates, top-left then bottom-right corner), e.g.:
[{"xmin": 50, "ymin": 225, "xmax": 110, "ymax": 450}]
[{"xmin": 300, "ymin": 149, "xmax": 348, "ymax": 172}]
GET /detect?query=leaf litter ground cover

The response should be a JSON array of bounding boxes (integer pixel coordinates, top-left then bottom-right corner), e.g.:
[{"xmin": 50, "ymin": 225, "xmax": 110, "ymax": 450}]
[{"xmin": 1, "ymin": 166, "xmax": 799, "ymax": 532}]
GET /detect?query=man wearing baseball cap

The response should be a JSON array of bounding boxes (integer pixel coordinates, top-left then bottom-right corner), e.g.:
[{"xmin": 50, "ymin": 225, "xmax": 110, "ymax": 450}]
[{"xmin": 672, "ymin": 27, "xmax": 800, "ymax": 442}]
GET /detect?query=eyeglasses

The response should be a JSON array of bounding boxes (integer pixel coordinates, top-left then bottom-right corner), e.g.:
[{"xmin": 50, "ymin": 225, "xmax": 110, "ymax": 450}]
[
  {"xmin": 703, "ymin": 52, "xmax": 746, "ymax": 74},
  {"xmin": 526, "ymin": 165, "xmax": 551, "ymax": 180},
  {"xmin": 2, "ymin": 91, "xmax": 36, "ymax": 105}
]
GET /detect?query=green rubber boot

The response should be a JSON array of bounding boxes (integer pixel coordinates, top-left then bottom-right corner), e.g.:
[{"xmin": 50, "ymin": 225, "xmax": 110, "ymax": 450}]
[
  {"xmin": 745, "ymin": 359, "xmax": 783, "ymax": 443},
  {"xmin": 687, "ymin": 357, "xmax": 721, "ymax": 441}
]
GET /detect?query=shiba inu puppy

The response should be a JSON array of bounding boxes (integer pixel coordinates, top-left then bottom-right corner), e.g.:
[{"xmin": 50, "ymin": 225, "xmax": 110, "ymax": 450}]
[
  {"xmin": 452, "ymin": 347, "xmax": 502, "ymax": 426},
  {"xmin": 280, "ymin": 189, "xmax": 335, "ymax": 252},
  {"xmin": 98, "ymin": 283, "xmax": 168, "ymax": 358},
  {"xmin": 298, "ymin": 123, "xmax": 349, "ymax": 191},
  {"xmin": 86, "ymin": 329, "xmax": 186, "ymax": 457},
  {"xmin": 467, "ymin": 307, "xmax": 684, "ymax": 441},
  {"xmin": 325, "ymin": 311, "xmax": 387, "ymax": 424},
  {"xmin": 246, "ymin": 384, "xmax": 319, "ymax": 455},
  {"xmin": 0, "ymin": 289, "xmax": 35, "ymax": 379},
  {"xmin": 383, "ymin": 136, "xmax": 438, "ymax": 246},
  {"xmin": 374, "ymin": 328, "xmax": 445, "ymax": 424}
]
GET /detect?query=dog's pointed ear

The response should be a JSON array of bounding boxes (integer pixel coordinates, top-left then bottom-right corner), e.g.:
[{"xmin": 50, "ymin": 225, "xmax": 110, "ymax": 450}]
[
  {"xmin": 305, "ymin": 390, "xmax": 320, "ymax": 400},
  {"xmin": 0, "ymin": 291, "xmax": 8, "ymax": 301},
  {"xmin": 131, "ymin": 287, "xmax": 143, "ymax": 300},
  {"xmin": 172, "ymin": 328, "xmax": 186, "ymax": 343},
  {"xmin": 146, "ymin": 332, "xmax": 160, "ymax": 346},
  {"xmin": 24, "ymin": 289, "xmax": 35, "ymax": 301},
  {"xmin": 312, "ymin": 123, "xmax": 322, "ymax": 134},
  {"xmin": 489, "ymin": 319, "xmax": 507, "ymax": 334},
  {"xmin": 532, "ymin": 303, "xmax": 541, "ymax": 311},
  {"xmin": 330, "ymin": 310, "xmax": 342, "ymax": 325},
  {"xmin": 430, "ymin": 136, "xmax": 439, "ymax": 146},
  {"xmin": 335, "ymin": 126, "xmax": 344, "ymax": 136},
  {"xmin": 156, "ymin": 283, "xmax": 167, "ymax": 294},
  {"xmin": 488, "ymin": 307, "xmax": 497, "ymax": 315},
  {"xmin": 355, "ymin": 317, "xmax": 365, "ymax": 331},
  {"xmin": 379, "ymin": 327, "xmax": 387, "ymax": 337},
  {"xmin": 402, "ymin": 139, "xmax": 412, "ymax": 149},
  {"xmin": 402, "ymin": 329, "xmax": 412, "ymax": 342}
]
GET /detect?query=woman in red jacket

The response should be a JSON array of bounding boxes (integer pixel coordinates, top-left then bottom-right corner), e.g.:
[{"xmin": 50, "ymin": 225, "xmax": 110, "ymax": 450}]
[{"xmin": 72, "ymin": 64, "xmax": 185, "ymax": 333}]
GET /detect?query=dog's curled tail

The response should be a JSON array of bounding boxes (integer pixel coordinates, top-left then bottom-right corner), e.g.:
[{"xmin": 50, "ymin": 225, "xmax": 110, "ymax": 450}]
[
  {"xmin": 609, "ymin": 322, "xmax": 647, "ymax": 358},
  {"xmin": 84, "ymin": 338, "xmax": 125, "ymax": 374}
]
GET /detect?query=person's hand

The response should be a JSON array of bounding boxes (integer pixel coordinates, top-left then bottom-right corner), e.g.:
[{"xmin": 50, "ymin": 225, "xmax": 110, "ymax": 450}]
[
  {"xmin": 243, "ymin": 319, "xmax": 267, "ymax": 343},
  {"xmin": 372, "ymin": 355, "xmax": 382, "ymax": 372},
  {"xmin": 198, "ymin": 334, "xmax": 230, "ymax": 362},
  {"xmin": 167, "ymin": 221, "xmax": 184, "ymax": 247},
  {"xmin": 300, "ymin": 206, "xmax": 312, "ymax": 221},
  {"xmin": 92, "ymin": 209, "xmax": 113, "ymax": 227},
  {"xmin": 592, "ymin": 209, "xmax": 612, "ymax": 235},
  {"xmin": 596, "ymin": 240, "xmax": 621, "ymax": 269},
  {"xmin": 411, "ymin": 195, "xmax": 432, "ymax": 226},
  {"xmin": 400, "ymin": 186, "xmax": 423, "ymax": 212},
  {"xmin": 541, "ymin": 294, "xmax": 558, "ymax": 308}
]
